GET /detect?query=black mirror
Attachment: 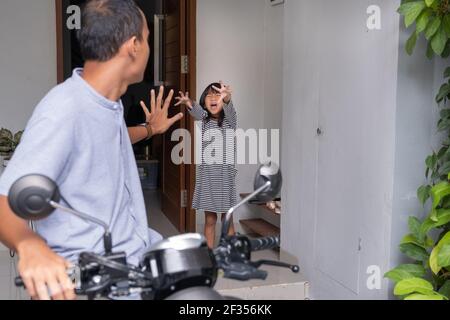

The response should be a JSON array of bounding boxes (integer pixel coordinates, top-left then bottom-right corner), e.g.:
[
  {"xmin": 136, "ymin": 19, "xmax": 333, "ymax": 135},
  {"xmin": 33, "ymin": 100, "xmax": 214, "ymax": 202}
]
[
  {"xmin": 8, "ymin": 175, "xmax": 60, "ymax": 221},
  {"xmin": 253, "ymin": 162, "xmax": 282, "ymax": 202}
]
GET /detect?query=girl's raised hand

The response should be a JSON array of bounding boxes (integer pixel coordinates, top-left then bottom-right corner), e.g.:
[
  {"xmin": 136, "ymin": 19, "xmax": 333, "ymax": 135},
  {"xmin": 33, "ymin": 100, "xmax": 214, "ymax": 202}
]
[
  {"xmin": 212, "ymin": 81, "xmax": 232, "ymax": 104},
  {"xmin": 175, "ymin": 91, "xmax": 193, "ymax": 109}
]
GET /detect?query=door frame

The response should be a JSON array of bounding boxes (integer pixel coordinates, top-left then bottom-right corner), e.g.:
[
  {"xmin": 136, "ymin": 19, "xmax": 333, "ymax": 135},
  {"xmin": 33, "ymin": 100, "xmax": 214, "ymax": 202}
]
[
  {"xmin": 55, "ymin": 0, "xmax": 197, "ymax": 233},
  {"xmin": 185, "ymin": 0, "xmax": 197, "ymax": 233}
]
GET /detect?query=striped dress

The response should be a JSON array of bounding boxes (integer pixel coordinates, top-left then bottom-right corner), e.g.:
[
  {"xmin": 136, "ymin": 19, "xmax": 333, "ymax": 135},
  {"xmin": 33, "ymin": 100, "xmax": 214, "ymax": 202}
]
[{"xmin": 189, "ymin": 101, "xmax": 238, "ymax": 214}]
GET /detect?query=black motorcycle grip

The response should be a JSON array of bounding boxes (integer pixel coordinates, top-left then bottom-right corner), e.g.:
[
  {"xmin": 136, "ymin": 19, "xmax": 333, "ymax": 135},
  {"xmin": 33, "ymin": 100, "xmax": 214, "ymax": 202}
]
[{"xmin": 249, "ymin": 236, "xmax": 280, "ymax": 252}]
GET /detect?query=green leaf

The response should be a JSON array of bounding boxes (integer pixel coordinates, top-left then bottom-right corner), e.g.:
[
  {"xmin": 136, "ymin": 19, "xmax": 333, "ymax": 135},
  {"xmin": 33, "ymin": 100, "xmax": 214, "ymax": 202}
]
[
  {"xmin": 425, "ymin": 236, "xmax": 435, "ymax": 248},
  {"xmin": 431, "ymin": 209, "xmax": 439, "ymax": 222},
  {"xmin": 424, "ymin": 0, "xmax": 435, "ymax": 7},
  {"xmin": 435, "ymin": 210, "xmax": 450, "ymax": 227},
  {"xmin": 443, "ymin": 41, "xmax": 450, "ymax": 58},
  {"xmin": 445, "ymin": 67, "xmax": 450, "ymax": 79},
  {"xmin": 409, "ymin": 217, "xmax": 422, "ymax": 239},
  {"xmin": 405, "ymin": 293, "xmax": 447, "ymax": 300},
  {"xmin": 438, "ymin": 146, "xmax": 449, "ymax": 159},
  {"xmin": 397, "ymin": 264, "xmax": 427, "ymax": 277},
  {"xmin": 13, "ymin": 131, "xmax": 23, "ymax": 145},
  {"xmin": 406, "ymin": 32, "xmax": 418, "ymax": 55},
  {"xmin": 437, "ymin": 244, "xmax": 450, "ymax": 268},
  {"xmin": 426, "ymin": 153, "xmax": 438, "ymax": 170},
  {"xmin": 394, "ymin": 277, "xmax": 435, "ymax": 296},
  {"xmin": 431, "ymin": 26, "xmax": 448, "ymax": 56},
  {"xmin": 426, "ymin": 42, "xmax": 434, "ymax": 59},
  {"xmin": 0, "ymin": 128, "xmax": 13, "ymax": 141},
  {"xmin": 437, "ymin": 118, "xmax": 450, "ymax": 130},
  {"xmin": 443, "ymin": 15, "xmax": 450, "ymax": 37},
  {"xmin": 420, "ymin": 210, "xmax": 450, "ymax": 237},
  {"xmin": 438, "ymin": 281, "xmax": 450, "ymax": 299},
  {"xmin": 404, "ymin": 293, "xmax": 447, "ymax": 300},
  {"xmin": 400, "ymin": 243, "xmax": 430, "ymax": 262},
  {"xmin": 398, "ymin": 1, "xmax": 427, "ymax": 28},
  {"xmin": 440, "ymin": 161, "xmax": 450, "ymax": 176},
  {"xmin": 425, "ymin": 16, "xmax": 441, "ymax": 40},
  {"xmin": 431, "ymin": 169, "xmax": 440, "ymax": 181},
  {"xmin": 418, "ymin": 186, "xmax": 432, "ymax": 206},
  {"xmin": 416, "ymin": 9, "xmax": 432, "ymax": 34},
  {"xmin": 436, "ymin": 84, "xmax": 450, "ymax": 103},
  {"xmin": 430, "ymin": 232, "xmax": 450, "ymax": 274},
  {"xmin": 431, "ymin": 182, "xmax": 450, "ymax": 209},
  {"xmin": 384, "ymin": 269, "xmax": 416, "ymax": 283},
  {"xmin": 440, "ymin": 109, "xmax": 450, "ymax": 118},
  {"xmin": 401, "ymin": 234, "xmax": 428, "ymax": 249}
]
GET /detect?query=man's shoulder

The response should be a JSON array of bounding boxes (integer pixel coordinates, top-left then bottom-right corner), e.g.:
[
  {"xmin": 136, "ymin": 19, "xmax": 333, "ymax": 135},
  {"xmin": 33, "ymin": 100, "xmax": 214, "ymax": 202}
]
[{"xmin": 33, "ymin": 77, "xmax": 82, "ymax": 122}]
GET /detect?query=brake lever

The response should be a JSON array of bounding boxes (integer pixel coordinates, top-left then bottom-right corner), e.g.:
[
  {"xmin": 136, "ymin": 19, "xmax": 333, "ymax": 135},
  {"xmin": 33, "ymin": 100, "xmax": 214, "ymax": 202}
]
[{"xmin": 249, "ymin": 260, "xmax": 300, "ymax": 273}]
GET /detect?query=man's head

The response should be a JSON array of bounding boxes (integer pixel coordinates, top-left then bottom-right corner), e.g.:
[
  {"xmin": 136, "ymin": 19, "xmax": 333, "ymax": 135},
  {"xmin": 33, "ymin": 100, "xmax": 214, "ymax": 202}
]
[{"xmin": 77, "ymin": 0, "xmax": 150, "ymax": 83}]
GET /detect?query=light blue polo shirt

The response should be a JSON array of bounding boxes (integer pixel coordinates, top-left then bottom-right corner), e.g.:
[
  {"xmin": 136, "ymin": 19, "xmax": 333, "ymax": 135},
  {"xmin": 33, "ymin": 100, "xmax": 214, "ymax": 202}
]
[{"xmin": 0, "ymin": 68, "xmax": 162, "ymax": 266}]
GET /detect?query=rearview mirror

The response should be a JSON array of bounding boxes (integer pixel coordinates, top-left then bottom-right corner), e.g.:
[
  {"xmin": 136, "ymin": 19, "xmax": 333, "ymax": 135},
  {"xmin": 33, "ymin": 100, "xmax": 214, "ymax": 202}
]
[
  {"xmin": 253, "ymin": 162, "xmax": 282, "ymax": 202},
  {"xmin": 8, "ymin": 175, "xmax": 60, "ymax": 221}
]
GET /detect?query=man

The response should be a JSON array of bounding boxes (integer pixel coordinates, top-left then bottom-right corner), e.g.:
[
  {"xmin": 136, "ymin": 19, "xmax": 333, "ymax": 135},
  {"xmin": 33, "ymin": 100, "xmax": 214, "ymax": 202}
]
[{"xmin": 0, "ymin": 0, "xmax": 183, "ymax": 300}]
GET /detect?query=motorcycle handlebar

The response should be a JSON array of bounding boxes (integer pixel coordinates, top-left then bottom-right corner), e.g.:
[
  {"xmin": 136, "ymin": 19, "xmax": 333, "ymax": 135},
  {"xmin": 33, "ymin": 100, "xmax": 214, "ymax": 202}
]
[{"xmin": 249, "ymin": 235, "xmax": 280, "ymax": 252}]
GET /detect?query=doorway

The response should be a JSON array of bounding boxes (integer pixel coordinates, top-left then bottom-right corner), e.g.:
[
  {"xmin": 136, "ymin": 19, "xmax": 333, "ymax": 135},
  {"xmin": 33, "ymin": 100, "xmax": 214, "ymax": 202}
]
[{"xmin": 55, "ymin": 0, "xmax": 197, "ymax": 234}]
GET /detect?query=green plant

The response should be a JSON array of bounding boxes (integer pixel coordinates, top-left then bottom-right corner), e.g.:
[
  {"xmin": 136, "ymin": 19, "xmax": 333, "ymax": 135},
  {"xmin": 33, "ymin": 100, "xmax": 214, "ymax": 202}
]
[
  {"xmin": 385, "ymin": 69, "xmax": 450, "ymax": 300},
  {"xmin": 385, "ymin": 0, "xmax": 450, "ymax": 301},
  {"xmin": 0, "ymin": 128, "xmax": 23, "ymax": 157},
  {"xmin": 398, "ymin": 0, "xmax": 450, "ymax": 58}
]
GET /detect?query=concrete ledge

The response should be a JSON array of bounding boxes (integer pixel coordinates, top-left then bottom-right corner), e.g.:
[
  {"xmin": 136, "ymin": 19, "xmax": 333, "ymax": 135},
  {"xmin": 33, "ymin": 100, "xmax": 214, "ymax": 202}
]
[{"xmin": 219, "ymin": 281, "xmax": 309, "ymax": 300}]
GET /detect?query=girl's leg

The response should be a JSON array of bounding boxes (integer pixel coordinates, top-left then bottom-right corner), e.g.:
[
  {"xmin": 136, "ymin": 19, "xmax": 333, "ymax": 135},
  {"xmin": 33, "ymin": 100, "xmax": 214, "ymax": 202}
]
[
  {"xmin": 221, "ymin": 214, "xmax": 236, "ymax": 236},
  {"xmin": 204, "ymin": 211, "xmax": 218, "ymax": 249}
]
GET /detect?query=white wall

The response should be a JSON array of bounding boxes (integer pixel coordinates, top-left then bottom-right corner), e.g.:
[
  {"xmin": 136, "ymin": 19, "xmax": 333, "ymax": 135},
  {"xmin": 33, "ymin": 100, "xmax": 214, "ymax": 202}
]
[
  {"xmin": 262, "ymin": 1, "xmax": 284, "ymax": 131},
  {"xmin": 0, "ymin": 0, "xmax": 56, "ymax": 244},
  {"xmin": 0, "ymin": 0, "xmax": 56, "ymax": 299},
  {"xmin": 0, "ymin": 0, "xmax": 57, "ymax": 133},
  {"xmin": 281, "ymin": 0, "xmax": 401, "ymax": 299},
  {"xmin": 196, "ymin": 0, "xmax": 283, "ymax": 223}
]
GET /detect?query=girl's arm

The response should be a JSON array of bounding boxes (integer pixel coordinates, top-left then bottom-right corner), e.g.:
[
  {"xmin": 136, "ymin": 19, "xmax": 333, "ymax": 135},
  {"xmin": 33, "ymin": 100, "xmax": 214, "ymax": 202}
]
[
  {"xmin": 223, "ymin": 100, "xmax": 237, "ymax": 129},
  {"xmin": 175, "ymin": 92, "xmax": 207, "ymax": 120},
  {"xmin": 188, "ymin": 102, "xmax": 208, "ymax": 121},
  {"xmin": 213, "ymin": 82, "xmax": 237, "ymax": 129}
]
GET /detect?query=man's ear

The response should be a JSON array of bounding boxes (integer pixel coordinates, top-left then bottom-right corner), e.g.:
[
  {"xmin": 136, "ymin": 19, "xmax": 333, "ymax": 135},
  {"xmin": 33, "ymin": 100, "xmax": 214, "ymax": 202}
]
[{"xmin": 124, "ymin": 36, "xmax": 139, "ymax": 59}]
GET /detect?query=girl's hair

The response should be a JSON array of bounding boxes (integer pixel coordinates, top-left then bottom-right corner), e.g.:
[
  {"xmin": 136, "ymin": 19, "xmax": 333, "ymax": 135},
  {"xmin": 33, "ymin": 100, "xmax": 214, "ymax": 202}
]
[{"xmin": 199, "ymin": 83, "xmax": 225, "ymax": 127}]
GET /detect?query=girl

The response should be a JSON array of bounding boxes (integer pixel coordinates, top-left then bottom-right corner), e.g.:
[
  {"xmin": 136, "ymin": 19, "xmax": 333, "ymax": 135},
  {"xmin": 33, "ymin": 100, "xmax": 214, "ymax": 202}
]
[{"xmin": 175, "ymin": 82, "xmax": 237, "ymax": 248}]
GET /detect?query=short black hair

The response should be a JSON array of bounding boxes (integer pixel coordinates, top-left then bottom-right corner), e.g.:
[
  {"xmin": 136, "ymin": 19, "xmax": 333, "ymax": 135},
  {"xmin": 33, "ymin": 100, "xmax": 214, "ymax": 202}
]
[
  {"xmin": 77, "ymin": 0, "xmax": 144, "ymax": 62},
  {"xmin": 200, "ymin": 83, "xmax": 225, "ymax": 127}
]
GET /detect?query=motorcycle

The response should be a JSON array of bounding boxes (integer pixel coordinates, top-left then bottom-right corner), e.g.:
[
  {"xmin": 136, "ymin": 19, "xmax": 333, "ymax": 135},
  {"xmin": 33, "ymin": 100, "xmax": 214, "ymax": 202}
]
[{"xmin": 9, "ymin": 163, "xmax": 299, "ymax": 300}]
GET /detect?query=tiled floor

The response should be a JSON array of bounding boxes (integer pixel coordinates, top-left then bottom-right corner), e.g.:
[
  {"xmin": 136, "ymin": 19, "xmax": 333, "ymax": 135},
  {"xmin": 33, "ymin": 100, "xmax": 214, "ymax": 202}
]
[{"xmin": 144, "ymin": 190, "xmax": 180, "ymax": 238}]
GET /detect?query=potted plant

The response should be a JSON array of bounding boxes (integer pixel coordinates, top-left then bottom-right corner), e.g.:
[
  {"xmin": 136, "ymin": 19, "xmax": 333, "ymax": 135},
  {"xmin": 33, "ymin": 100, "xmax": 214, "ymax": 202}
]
[{"xmin": 0, "ymin": 128, "xmax": 23, "ymax": 169}]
